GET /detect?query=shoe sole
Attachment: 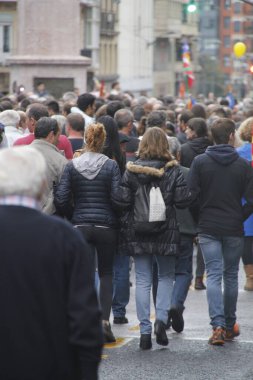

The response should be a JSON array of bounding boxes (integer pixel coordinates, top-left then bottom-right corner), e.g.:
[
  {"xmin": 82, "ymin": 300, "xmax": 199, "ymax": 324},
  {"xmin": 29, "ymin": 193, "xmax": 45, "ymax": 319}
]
[
  {"xmin": 140, "ymin": 343, "xmax": 152, "ymax": 350},
  {"xmin": 225, "ymin": 333, "xmax": 240, "ymax": 341},
  {"xmin": 113, "ymin": 320, "xmax": 128, "ymax": 324},
  {"xmin": 209, "ymin": 340, "xmax": 225, "ymax": 346}
]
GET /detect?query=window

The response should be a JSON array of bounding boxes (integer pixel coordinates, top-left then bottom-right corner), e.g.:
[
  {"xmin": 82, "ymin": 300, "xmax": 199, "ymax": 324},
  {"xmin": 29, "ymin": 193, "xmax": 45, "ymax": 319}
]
[
  {"xmin": 101, "ymin": 11, "xmax": 115, "ymax": 33},
  {"xmin": 84, "ymin": 7, "xmax": 92, "ymax": 46},
  {"xmin": 234, "ymin": 2, "xmax": 241, "ymax": 14},
  {"xmin": 176, "ymin": 39, "xmax": 182, "ymax": 61},
  {"xmin": 223, "ymin": 55, "xmax": 230, "ymax": 67},
  {"xmin": 224, "ymin": 17, "xmax": 230, "ymax": 29},
  {"xmin": 182, "ymin": 4, "xmax": 188, "ymax": 24},
  {"xmin": 3, "ymin": 25, "xmax": 10, "ymax": 53},
  {"xmin": 224, "ymin": 36, "xmax": 231, "ymax": 48},
  {"xmin": 224, "ymin": 0, "xmax": 231, "ymax": 9},
  {"xmin": 234, "ymin": 21, "xmax": 241, "ymax": 33},
  {"xmin": 154, "ymin": 38, "xmax": 169, "ymax": 71},
  {"xmin": 203, "ymin": 17, "xmax": 215, "ymax": 29}
]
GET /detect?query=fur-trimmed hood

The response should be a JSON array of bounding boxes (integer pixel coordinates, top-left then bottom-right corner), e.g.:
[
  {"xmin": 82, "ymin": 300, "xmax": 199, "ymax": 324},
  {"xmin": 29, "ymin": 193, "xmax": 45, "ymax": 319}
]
[{"xmin": 126, "ymin": 159, "xmax": 178, "ymax": 179}]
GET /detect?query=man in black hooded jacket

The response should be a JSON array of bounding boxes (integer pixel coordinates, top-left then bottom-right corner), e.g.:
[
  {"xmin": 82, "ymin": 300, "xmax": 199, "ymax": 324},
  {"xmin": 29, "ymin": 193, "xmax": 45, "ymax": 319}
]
[{"xmin": 188, "ymin": 118, "xmax": 253, "ymax": 346}]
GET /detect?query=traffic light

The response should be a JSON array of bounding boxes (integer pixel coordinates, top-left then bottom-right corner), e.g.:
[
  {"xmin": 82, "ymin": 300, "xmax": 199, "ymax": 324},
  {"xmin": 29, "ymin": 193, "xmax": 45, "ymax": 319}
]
[
  {"xmin": 250, "ymin": 65, "xmax": 253, "ymax": 74},
  {"xmin": 187, "ymin": 0, "xmax": 197, "ymax": 13}
]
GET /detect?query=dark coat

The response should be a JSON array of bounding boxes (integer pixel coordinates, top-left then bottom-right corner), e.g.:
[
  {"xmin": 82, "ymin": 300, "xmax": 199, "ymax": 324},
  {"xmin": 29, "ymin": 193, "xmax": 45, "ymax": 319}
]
[
  {"xmin": 0, "ymin": 206, "xmax": 103, "ymax": 380},
  {"xmin": 180, "ymin": 137, "xmax": 211, "ymax": 168},
  {"xmin": 54, "ymin": 159, "xmax": 121, "ymax": 227},
  {"xmin": 176, "ymin": 165, "xmax": 197, "ymax": 237},
  {"xmin": 115, "ymin": 158, "xmax": 192, "ymax": 256},
  {"xmin": 188, "ymin": 144, "xmax": 253, "ymax": 236}
]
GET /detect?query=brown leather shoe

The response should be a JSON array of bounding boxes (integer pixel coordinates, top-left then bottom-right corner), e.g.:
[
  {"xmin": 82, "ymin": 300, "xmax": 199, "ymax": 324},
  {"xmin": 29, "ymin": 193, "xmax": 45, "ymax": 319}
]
[{"xmin": 208, "ymin": 326, "xmax": 225, "ymax": 345}]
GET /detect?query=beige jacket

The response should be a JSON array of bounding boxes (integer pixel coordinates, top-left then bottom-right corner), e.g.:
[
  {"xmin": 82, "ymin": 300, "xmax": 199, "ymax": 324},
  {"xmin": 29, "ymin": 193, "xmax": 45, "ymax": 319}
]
[{"xmin": 31, "ymin": 139, "xmax": 68, "ymax": 214}]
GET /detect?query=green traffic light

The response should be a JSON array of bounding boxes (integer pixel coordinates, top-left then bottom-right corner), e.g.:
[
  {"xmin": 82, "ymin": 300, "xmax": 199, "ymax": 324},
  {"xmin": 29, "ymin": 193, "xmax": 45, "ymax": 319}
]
[
  {"xmin": 187, "ymin": 1, "xmax": 197, "ymax": 13},
  {"xmin": 187, "ymin": 4, "xmax": 197, "ymax": 12}
]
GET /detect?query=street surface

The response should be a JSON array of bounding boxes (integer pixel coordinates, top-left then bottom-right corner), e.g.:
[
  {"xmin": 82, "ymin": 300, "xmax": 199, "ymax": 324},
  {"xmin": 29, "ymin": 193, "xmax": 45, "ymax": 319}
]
[{"xmin": 99, "ymin": 253, "xmax": 253, "ymax": 380}]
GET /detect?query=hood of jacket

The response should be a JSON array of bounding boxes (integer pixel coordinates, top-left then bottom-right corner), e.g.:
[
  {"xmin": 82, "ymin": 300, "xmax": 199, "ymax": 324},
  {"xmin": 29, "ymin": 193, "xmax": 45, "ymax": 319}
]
[
  {"xmin": 187, "ymin": 137, "xmax": 211, "ymax": 155},
  {"xmin": 73, "ymin": 151, "xmax": 109, "ymax": 179},
  {"xmin": 206, "ymin": 144, "xmax": 239, "ymax": 166},
  {"xmin": 126, "ymin": 159, "xmax": 178, "ymax": 184},
  {"xmin": 237, "ymin": 142, "xmax": 251, "ymax": 162}
]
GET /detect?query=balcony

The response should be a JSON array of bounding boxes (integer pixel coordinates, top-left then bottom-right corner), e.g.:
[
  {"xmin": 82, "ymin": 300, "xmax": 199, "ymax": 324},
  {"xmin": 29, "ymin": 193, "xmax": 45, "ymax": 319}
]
[
  {"xmin": 80, "ymin": 48, "xmax": 92, "ymax": 58},
  {"xmin": 100, "ymin": 12, "xmax": 118, "ymax": 36},
  {"xmin": 80, "ymin": 0, "xmax": 99, "ymax": 5}
]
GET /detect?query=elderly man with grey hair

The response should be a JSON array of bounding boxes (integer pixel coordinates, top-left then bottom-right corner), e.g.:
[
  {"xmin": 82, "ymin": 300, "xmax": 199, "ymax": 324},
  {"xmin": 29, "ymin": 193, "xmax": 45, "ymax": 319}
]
[
  {"xmin": 146, "ymin": 110, "xmax": 167, "ymax": 131},
  {"xmin": 0, "ymin": 109, "xmax": 22, "ymax": 146},
  {"xmin": 114, "ymin": 108, "xmax": 139, "ymax": 162},
  {"xmin": 0, "ymin": 146, "xmax": 103, "ymax": 380}
]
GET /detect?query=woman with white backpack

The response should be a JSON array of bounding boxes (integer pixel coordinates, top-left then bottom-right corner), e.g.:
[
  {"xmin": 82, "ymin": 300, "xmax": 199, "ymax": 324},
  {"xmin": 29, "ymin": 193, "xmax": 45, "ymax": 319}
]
[{"xmin": 116, "ymin": 127, "xmax": 191, "ymax": 350}]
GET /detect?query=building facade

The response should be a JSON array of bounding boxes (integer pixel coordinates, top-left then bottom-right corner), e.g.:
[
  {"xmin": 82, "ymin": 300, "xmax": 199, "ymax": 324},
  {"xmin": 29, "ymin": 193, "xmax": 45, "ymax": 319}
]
[
  {"xmin": 117, "ymin": 0, "xmax": 153, "ymax": 96},
  {"xmin": 153, "ymin": 0, "xmax": 199, "ymax": 97},
  {"xmin": 0, "ymin": 0, "xmax": 201, "ymax": 97},
  {"xmin": 218, "ymin": 0, "xmax": 253, "ymax": 98},
  {"xmin": 98, "ymin": 0, "xmax": 119, "ymax": 90},
  {"xmin": 0, "ymin": 0, "xmax": 17, "ymax": 94}
]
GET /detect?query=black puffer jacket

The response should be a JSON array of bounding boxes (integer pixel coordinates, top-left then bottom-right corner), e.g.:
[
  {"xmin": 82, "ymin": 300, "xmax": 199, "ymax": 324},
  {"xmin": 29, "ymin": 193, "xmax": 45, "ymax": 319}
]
[
  {"xmin": 180, "ymin": 137, "xmax": 211, "ymax": 168},
  {"xmin": 115, "ymin": 158, "xmax": 192, "ymax": 256},
  {"xmin": 54, "ymin": 153, "xmax": 121, "ymax": 227}
]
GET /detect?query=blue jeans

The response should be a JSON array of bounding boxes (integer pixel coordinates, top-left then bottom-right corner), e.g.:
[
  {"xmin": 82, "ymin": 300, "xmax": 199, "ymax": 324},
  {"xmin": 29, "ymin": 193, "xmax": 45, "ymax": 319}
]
[
  {"xmin": 112, "ymin": 255, "xmax": 130, "ymax": 318},
  {"xmin": 171, "ymin": 235, "xmax": 194, "ymax": 311},
  {"xmin": 134, "ymin": 255, "xmax": 175, "ymax": 335},
  {"xmin": 199, "ymin": 234, "xmax": 243, "ymax": 329}
]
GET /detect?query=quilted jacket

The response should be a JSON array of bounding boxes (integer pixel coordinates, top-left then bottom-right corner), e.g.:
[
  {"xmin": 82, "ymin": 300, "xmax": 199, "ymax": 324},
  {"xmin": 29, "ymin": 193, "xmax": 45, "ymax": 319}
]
[
  {"xmin": 54, "ymin": 152, "xmax": 121, "ymax": 227},
  {"xmin": 115, "ymin": 158, "xmax": 192, "ymax": 256}
]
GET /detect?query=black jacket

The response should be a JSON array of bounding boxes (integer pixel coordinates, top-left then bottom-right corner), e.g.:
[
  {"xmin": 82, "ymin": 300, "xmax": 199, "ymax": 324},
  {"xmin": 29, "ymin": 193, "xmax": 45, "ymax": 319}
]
[
  {"xmin": 54, "ymin": 157, "xmax": 121, "ymax": 227},
  {"xmin": 0, "ymin": 206, "xmax": 103, "ymax": 380},
  {"xmin": 176, "ymin": 165, "xmax": 197, "ymax": 237},
  {"xmin": 180, "ymin": 137, "xmax": 211, "ymax": 168},
  {"xmin": 115, "ymin": 158, "xmax": 192, "ymax": 256},
  {"xmin": 188, "ymin": 144, "xmax": 253, "ymax": 236}
]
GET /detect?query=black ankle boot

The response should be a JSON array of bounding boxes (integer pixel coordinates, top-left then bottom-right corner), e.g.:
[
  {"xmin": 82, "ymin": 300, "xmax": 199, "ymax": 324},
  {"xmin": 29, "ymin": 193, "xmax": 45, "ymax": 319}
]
[
  {"xmin": 170, "ymin": 307, "xmax": 184, "ymax": 333},
  {"xmin": 103, "ymin": 322, "xmax": 116, "ymax": 343},
  {"xmin": 140, "ymin": 334, "xmax": 152, "ymax": 350},
  {"xmin": 154, "ymin": 320, "xmax": 168, "ymax": 346}
]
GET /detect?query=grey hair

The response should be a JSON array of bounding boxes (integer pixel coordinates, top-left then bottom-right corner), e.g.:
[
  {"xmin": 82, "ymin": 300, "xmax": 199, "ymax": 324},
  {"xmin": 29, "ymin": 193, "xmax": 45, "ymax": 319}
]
[
  {"xmin": 168, "ymin": 137, "xmax": 181, "ymax": 158},
  {"xmin": 0, "ymin": 110, "xmax": 20, "ymax": 127},
  {"xmin": 147, "ymin": 111, "xmax": 167, "ymax": 129},
  {"xmin": 114, "ymin": 109, "xmax": 133, "ymax": 130},
  {"xmin": 0, "ymin": 146, "xmax": 47, "ymax": 198},
  {"xmin": 51, "ymin": 114, "xmax": 66, "ymax": 132}
]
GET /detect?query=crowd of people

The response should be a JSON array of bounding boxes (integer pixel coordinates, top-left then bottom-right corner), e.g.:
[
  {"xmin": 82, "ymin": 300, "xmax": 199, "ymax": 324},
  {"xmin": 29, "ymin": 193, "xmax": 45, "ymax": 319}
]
[{"xmin": 1, "ymin": 87, "xmax": 253, "ymax": 378}]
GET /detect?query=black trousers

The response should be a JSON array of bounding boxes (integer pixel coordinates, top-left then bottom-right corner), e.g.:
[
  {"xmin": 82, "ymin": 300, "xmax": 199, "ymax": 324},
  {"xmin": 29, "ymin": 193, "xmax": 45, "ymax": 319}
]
[
  {"xmin": 76, "ymin": 225, "xmax": 118, "ymax": 321},
  {"xmin": 242, "ymin": 236, "xmax": 253, "ymax": 265}
]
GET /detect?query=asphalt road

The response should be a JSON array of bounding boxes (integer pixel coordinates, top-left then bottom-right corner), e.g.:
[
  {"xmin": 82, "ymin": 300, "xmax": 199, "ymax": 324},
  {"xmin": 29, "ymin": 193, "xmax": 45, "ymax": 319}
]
[{"xmin": 99, "ymin": 254, "xmax": 253, "ymax": 380}]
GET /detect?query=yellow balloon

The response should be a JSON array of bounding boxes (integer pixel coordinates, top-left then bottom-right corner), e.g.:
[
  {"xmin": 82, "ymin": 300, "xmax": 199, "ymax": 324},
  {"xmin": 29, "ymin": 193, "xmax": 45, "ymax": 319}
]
[{"xmin": 233, "ymin": 42, "xmax": 247, "ymax": 57}]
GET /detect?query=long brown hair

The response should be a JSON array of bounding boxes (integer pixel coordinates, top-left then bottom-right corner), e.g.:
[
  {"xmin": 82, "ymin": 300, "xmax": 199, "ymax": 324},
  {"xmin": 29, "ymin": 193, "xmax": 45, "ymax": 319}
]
[{"xmin": 138, "ymin": 127, "xmax": 172, "ymax": 161}]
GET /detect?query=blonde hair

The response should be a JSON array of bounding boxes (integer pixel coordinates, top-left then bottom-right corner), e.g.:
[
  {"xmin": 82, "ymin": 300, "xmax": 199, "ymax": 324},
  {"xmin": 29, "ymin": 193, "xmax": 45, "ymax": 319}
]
[
  {"xmin": 138, "ymin": 127, "xmax": 172, "ymax": 161},
  {"xmin": 84, "ymin": 123, "xmax": 106, "ymax": 153},
  {"xmin": 238, "ymin": 117, "xmax": 253, "ymax": 143}
]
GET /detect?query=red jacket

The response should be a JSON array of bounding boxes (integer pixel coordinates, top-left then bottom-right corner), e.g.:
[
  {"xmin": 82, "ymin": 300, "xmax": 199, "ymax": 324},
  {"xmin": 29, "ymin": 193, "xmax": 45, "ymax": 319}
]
[{"xmin": 14, "ymin": 134, "xmax": 73, "ymax": 159}]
